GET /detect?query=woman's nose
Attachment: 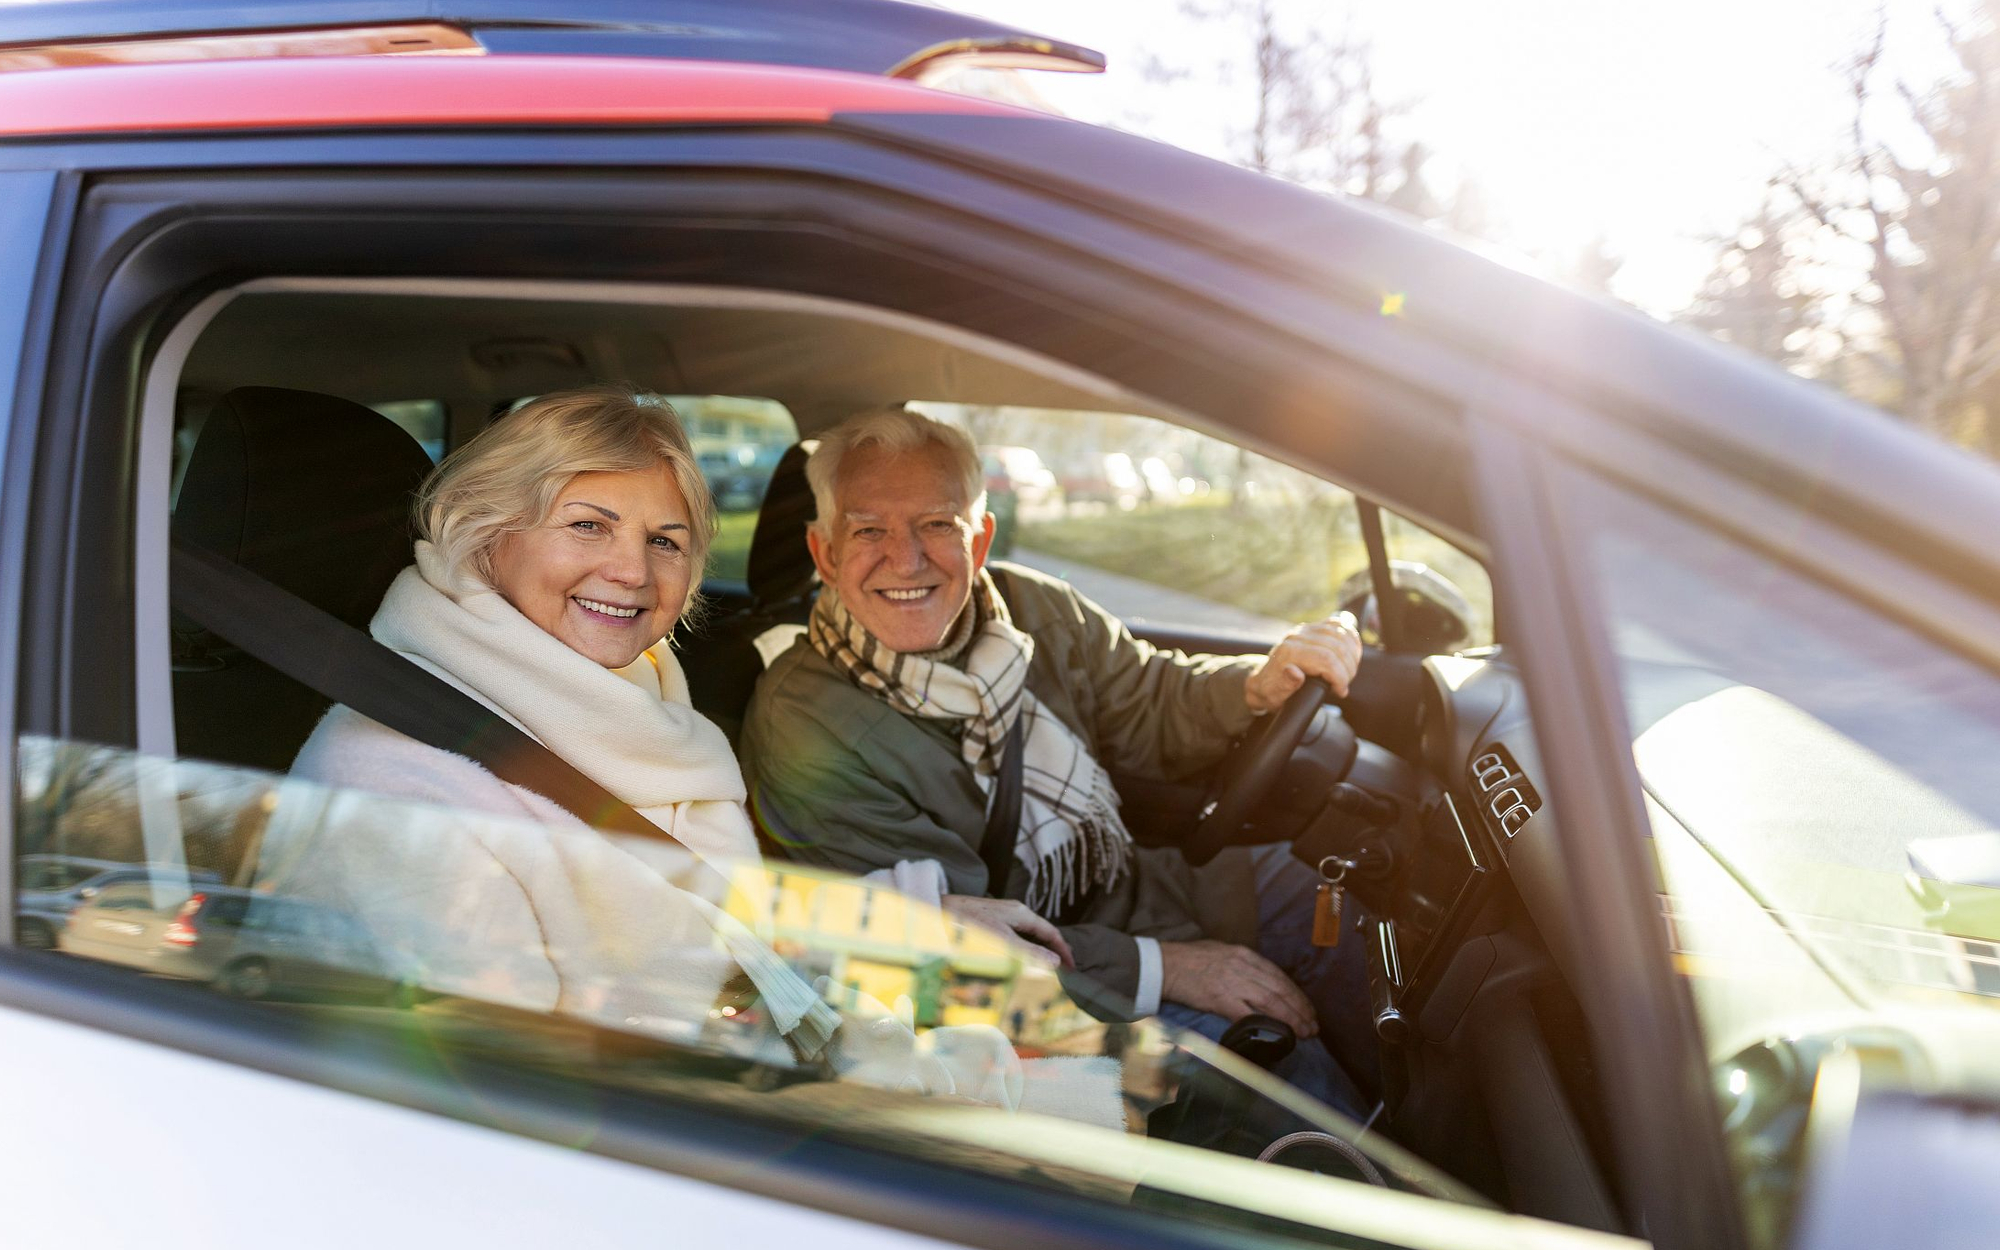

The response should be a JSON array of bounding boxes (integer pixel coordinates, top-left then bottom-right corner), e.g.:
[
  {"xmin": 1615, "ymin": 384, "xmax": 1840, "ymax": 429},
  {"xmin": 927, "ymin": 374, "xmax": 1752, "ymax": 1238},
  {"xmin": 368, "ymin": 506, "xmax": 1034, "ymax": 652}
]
[{"xmin": 600, "ymin": 533, "xmax": 651, "ymax": 585}]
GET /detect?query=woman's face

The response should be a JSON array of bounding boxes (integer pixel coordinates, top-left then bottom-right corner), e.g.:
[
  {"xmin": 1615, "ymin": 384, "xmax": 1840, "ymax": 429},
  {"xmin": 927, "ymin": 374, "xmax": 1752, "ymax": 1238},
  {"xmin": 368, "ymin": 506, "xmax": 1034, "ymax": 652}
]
[{"xmin": 489, "ymin": 465, "xmax": 695, "ymax": 669}]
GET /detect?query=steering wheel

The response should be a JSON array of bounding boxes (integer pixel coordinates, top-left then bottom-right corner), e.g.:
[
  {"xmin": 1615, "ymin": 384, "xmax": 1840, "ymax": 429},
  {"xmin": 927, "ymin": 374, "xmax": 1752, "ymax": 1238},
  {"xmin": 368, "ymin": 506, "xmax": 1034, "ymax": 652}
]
[{"xmin": 1182, "ymin": 678, "xmax": 1354, "ymax": 866}]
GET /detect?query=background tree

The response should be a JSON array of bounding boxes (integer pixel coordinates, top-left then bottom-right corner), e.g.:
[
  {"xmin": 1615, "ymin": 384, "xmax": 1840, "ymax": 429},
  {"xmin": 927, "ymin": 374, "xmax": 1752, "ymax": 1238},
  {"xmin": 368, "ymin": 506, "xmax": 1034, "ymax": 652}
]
[
  {"xmin": 1735, "ymin": 4, "xmax": 2000, "ymax": 453},
  {"xmin": 1181, "ymin": 0, "xmax": 1441, "ymax": 215},
  {"xmin": 1684, "ymin": 195, "xmax": 1816, "ymax": 369}
]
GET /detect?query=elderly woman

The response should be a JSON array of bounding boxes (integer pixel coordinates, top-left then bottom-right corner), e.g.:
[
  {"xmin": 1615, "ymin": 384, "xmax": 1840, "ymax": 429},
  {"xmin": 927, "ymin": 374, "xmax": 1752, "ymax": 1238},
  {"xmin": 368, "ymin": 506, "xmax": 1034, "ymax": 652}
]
[{"xmin": 276, "ymin": 389, "xmax": 1006, "ymax": 1097}]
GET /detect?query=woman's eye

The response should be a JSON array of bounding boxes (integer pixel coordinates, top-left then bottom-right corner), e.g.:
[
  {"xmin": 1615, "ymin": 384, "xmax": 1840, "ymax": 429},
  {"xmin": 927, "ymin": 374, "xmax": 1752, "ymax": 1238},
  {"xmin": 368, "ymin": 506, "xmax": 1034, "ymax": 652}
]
[
  {"xmin": 569, "ymin": 520, "xmax": 601, "ymax": 533},
  {"xmin": 650, "ymin": 535, "xmax": 682, "ymax": 553}
]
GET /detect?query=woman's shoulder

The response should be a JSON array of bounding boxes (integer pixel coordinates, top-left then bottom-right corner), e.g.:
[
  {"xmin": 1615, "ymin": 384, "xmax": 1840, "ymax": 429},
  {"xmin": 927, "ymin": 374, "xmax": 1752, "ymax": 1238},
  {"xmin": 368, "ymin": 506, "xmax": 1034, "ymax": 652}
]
[{"xmin": 292, "ymin": 704, "xmax": 542, "ymax": 823}]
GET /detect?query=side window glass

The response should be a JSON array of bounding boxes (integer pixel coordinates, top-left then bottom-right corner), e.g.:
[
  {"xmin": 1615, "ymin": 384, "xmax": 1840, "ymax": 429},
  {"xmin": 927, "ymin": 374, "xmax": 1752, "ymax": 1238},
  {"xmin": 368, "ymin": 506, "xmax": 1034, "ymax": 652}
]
[
  {"xmin": 1379, "ymin": 511, "xmax": 1495, "ymax": 652},
  {"xmin": 912, "ymin": 403, "xmax": 1367, "ymax": 642},
  {"xmin": 16, "ymin": 734, "xmax": 1471, "ymax": 1233},
  {"xmin": 657, "ymin": 395, "xmax": 797, "ymax": 585}
]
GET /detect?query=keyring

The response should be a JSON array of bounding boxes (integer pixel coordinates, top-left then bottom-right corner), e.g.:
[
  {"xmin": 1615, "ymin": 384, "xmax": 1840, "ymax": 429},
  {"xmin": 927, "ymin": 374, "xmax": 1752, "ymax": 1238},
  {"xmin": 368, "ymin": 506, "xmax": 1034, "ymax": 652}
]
[{"xmin": 1317, "ymin": 855, "xmax": 1350, "ymax": 884}]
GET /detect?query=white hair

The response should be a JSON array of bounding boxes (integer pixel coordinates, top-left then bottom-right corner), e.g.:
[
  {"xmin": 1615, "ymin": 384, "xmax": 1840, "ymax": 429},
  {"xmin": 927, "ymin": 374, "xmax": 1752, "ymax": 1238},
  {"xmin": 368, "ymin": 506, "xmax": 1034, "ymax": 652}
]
[{"xmin": 805, "ymin": 406, "xmax": 986, "ymax": 536}]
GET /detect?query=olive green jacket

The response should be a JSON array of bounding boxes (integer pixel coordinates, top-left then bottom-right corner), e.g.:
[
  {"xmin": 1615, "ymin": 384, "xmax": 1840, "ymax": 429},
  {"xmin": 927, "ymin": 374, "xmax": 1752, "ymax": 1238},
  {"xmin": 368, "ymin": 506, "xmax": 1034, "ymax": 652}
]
[{"xmin": 740, "ymin": 562, "xmax": 1260, "ymax": 1020}]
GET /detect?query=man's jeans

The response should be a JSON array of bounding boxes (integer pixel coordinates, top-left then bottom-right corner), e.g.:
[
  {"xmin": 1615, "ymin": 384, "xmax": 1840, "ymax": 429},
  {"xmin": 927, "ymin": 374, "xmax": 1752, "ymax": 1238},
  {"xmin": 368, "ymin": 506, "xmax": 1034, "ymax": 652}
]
[{"xmin": 1155, "ymin": 844, "xmax": 1379, "ymax": 1122}]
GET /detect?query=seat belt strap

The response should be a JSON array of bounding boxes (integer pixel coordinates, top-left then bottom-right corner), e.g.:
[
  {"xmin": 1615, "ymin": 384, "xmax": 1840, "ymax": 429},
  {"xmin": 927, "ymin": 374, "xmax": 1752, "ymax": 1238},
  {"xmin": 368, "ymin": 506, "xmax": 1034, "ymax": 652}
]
[
  {"xmin": 979, "ymin": 715, "xmax": 1025, "ymax": 895},
  {"xmin": 977, "ymin": 565, "xmax": 1026, "ymax": 896},
  {"xmin": 167, "ymin": 536, "xmax": 678, "ymax": 848}
]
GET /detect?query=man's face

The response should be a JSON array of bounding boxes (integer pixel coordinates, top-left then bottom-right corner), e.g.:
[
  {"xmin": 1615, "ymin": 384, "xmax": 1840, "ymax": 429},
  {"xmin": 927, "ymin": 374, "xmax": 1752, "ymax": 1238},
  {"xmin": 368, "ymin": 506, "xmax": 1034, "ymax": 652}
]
[{"xmin": 807, "ymin": 440, "xmax": 994, "ymax": 653}]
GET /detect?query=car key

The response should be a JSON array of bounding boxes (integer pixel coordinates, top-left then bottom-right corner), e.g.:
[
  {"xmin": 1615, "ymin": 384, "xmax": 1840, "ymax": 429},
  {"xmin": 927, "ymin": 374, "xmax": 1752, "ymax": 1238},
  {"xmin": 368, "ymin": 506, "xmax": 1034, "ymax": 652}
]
[{"xmin": 1313, "ymin": 855, "xmax": 1352, "ymax": 947}]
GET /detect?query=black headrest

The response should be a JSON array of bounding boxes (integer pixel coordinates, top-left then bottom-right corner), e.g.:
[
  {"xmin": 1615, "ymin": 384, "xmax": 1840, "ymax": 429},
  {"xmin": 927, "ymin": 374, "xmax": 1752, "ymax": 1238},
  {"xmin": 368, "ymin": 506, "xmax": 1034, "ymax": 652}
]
[
  {"xmin": 744, "ymin": 442, "xmax": 818, "ymax": 607},
  {"xmin": 173, "ymin": 387, "xmax": 435, "ymax": 628}
]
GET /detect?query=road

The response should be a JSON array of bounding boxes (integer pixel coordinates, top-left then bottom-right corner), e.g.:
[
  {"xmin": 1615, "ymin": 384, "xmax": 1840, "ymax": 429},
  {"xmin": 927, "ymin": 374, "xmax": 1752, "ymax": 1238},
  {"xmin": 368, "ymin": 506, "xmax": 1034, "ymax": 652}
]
[{"xmin": 1005, "ymin": 547, "xmax": 1290, "ymax": 640}]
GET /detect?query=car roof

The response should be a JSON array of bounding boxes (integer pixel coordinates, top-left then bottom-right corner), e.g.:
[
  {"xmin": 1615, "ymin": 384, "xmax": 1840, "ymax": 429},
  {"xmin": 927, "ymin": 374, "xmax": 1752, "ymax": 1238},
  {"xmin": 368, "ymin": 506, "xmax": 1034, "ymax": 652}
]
[
  {"xmin": 0, "ymin": 56, "xmax": 1023, "ymax": 139},
  {"xmin": 0, "ymin": 0, "xmax": 1103, "ymax": 78}
]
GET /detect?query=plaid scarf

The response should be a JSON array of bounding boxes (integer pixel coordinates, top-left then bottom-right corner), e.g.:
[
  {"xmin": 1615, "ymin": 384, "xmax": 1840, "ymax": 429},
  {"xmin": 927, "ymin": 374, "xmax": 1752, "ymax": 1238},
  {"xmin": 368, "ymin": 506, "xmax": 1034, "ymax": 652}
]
[{"xmin": 809, "ymin": 571, "xmax": 1133, "ymax": 916}]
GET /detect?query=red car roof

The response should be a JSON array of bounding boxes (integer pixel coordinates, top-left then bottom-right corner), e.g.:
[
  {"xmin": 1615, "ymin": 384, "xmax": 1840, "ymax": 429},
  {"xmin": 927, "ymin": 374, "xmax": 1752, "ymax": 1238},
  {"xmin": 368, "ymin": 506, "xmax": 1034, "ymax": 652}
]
[{"xmin": 0, "ymin": 56, "xmax": 1026, "ymax": 139}]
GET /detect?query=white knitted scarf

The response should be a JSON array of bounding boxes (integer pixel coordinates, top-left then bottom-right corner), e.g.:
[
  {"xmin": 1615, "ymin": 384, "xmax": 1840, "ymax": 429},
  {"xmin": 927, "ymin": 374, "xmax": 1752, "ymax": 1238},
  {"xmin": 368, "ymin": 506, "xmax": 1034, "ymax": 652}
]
[
  {"xmin": 809, "ymin": 572, "xmax": 1133, "ymax": 916},
  {"xmin": 371, "ymin": 542, "xmax": 836, "ymax": 1050}
]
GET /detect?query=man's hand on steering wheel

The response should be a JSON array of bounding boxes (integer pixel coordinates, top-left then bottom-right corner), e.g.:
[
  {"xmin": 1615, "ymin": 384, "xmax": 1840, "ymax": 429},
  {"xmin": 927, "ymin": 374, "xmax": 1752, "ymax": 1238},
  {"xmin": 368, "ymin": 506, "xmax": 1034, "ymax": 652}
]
[
  {"xmin": 1183, "ymin": 611, "xmax": 1363, "ymax": 866},
  {"xmin": 1244, "ymin": 611, "xmax": 1363, "ymax": 714}
]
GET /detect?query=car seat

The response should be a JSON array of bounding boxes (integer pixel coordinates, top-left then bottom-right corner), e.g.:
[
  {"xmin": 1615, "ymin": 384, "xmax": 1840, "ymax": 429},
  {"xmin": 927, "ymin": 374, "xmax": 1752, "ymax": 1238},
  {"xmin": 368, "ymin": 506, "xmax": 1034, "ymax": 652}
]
[
  {"xmin": 679, "ymin": 442, "xmax": 818, "ymax": 744},
  {"xmin": 171, "ymin": 387, "xmax": 435, "ymax": 773}
]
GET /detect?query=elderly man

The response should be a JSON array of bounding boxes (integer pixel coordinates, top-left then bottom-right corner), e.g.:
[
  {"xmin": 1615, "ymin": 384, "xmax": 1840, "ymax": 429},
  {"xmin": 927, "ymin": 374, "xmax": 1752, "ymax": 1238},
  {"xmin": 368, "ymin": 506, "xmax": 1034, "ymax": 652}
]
[{"xmin": 741, "ymin": 406, "xmax": 1374, "ymax": 1109}]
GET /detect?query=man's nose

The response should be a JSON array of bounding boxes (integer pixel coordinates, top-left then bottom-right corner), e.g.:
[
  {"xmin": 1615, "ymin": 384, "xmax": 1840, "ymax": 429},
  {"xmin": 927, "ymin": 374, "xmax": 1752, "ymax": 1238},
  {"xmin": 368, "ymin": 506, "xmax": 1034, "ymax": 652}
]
[{"xmin": 886, "ymin": 528, "xmax": 927, "ymax": 574}]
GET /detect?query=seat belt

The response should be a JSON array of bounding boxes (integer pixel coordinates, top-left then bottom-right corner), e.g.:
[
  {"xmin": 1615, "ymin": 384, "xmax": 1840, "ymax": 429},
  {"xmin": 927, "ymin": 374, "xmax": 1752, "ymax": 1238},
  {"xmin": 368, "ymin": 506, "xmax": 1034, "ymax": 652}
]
[
  {"xmin": 167, "ymin": 536, "xmax": 679, "ymax": 849},
  {"xmin": 978, "ymin": 715, "xmax": 1025, "ymax": 895},
  {"xmin": 976, "ymin": 566, "xmax": 1025, "ymax": 895}
]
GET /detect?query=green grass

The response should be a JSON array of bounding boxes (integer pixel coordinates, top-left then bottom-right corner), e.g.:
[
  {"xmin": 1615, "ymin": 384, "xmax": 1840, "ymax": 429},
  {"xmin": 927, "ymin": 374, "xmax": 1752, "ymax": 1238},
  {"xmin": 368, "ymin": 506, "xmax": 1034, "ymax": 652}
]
[{"xmin": 1018, "ymin": 497, "xmax": 1493, "ymax": 643}]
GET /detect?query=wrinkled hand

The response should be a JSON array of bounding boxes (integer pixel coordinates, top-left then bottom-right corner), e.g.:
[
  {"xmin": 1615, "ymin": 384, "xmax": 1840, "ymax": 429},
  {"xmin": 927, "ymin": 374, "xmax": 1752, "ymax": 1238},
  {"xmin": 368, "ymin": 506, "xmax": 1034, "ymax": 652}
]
[
  {"xmin": 942, "ymin": 895, "xmax": 1075, "ymax": 968},
  {"xmin": 1244, "ymin": 611, "xmax": 1363, "ymax": 713},
  {"xmin": 1159, "ymin": 939, "xmax": 1318, "ymax": 1039}
]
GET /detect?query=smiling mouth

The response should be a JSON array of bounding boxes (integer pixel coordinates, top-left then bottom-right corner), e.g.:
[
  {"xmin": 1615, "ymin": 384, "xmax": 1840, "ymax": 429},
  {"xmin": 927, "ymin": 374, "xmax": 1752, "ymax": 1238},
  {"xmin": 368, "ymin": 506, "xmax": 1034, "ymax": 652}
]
[
  {"xmin": 574, "ymin": 596, "xmax": 641, "ymax": 620},
  {"xmin": 875, "ymin": 587, "xmax": 936, "ymax": 603}
]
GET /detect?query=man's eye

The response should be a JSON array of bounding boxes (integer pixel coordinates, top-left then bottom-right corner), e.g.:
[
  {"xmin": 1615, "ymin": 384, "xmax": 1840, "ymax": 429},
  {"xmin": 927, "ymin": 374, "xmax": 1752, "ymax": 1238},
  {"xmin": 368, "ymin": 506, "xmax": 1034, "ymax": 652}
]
[
  {"xmin": 853, "ymin": 527, "xmax": 885, "ymax": 540},
  {"xmin": 923, "ymin": 520, "xmax": 956, "ymax": 534}
]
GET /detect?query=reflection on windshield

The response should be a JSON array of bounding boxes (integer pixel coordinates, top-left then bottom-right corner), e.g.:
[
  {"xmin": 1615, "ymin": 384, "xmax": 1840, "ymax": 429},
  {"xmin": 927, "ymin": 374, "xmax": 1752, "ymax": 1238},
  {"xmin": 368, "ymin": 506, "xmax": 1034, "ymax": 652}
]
[{"xmin": 14, "ymin": 736, "xmax": 1477, "ymax": 1233}]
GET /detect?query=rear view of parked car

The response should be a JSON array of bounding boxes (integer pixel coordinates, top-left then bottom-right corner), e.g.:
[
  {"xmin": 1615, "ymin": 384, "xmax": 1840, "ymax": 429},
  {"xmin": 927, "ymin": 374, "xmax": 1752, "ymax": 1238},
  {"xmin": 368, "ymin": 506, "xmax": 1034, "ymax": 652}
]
[
  {"xmin": 15, "ymin": 856, "xmax": 220, "ymax": 950},
  {"xmin": 60, "ymin": 884, "xmax": 392, "ymax": 1001}
]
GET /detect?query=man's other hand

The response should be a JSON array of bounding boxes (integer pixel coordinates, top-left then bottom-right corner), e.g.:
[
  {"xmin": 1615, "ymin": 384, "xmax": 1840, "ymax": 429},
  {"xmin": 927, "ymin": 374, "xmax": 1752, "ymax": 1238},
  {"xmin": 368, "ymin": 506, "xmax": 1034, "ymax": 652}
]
[
  {"xmin": 1244, "ymin": 610, "xmax": 1362, "ymax": 713},
  {"xmin": 942, "ymin": 895, "xmax": 1075, "ymax": 968},
  {"xmin": 1159, "ymin": 939, "xmax": 1318, "ymax": 1038}
]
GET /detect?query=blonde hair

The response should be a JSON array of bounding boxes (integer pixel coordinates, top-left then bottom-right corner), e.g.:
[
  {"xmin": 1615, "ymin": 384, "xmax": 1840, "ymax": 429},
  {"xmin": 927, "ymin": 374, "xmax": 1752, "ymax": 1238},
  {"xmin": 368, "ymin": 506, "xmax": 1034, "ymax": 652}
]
[
  {"xmin": 416, "ymin": 387, "xmax": 716, "ymax": 617},
  {"xmin": 806, "ymin": 405, "xmax": 984, "ymax": 537}
]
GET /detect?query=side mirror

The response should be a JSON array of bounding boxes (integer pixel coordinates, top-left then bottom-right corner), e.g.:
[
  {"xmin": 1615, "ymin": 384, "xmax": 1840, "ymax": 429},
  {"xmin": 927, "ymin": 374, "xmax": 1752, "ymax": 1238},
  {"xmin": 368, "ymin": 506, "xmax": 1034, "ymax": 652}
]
[{"xmin": 1336, "ymin": 560, "xmax": 1475, "ymax": 654}]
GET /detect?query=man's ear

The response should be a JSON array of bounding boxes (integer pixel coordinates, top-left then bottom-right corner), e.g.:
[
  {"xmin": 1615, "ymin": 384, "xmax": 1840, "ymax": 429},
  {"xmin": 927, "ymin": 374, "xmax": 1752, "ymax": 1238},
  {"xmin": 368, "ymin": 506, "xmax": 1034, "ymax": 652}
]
[
  {"xmin": 806, "ymin": 525, "xmax": 838, "ymax": 583},
  {"xmin": 970, "ymin": 510, "xmax": 997, "ymax": 571}
]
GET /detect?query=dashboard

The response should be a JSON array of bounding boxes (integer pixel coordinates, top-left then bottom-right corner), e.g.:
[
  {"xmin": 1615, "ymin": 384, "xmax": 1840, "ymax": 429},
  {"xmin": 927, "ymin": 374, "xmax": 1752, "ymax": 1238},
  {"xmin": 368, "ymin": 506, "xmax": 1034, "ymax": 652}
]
[{"xmin": 1338, "ymin": 650, "xmax": 1625, "ymax": 1229}]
